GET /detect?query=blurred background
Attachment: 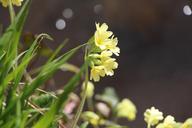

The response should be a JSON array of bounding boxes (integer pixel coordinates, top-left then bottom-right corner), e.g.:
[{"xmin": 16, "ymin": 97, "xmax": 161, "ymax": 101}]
[{"xmin": 1, "ymin": 0, "xmax": 192, "ymax": 127}]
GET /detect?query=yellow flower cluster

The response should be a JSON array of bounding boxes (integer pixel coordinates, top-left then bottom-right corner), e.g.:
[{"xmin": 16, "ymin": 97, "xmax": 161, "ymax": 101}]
[
  {"xmin": 182, "ymin": 118, "xmax": 192, "ymax": 128},
  {"xmin": 144, "ymin": 107, "xmax": 164, "ymax": 126},
  {"xmin": 156, "ymin": 115, "xmax": 177, "ymax": 128},
  {"xmin": 89, "ymin": 23, "xmax": 120, "ymax": 82},
  {"xmin": 144, "ymin": 106, "xmax": 192, "ymax": 128},
  {"xmin": 82, "ymin": 111, "xmax": 100, "ymax": 126},
  {"xmin": 116, "ymin": 98, "xmax": 137, "ymax": 121},
  {"xmin": 0, "ymin": 0, "xmax": 23, "ymax": 7}
]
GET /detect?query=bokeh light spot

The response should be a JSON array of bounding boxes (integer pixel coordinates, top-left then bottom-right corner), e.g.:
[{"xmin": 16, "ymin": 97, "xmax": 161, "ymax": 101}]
[
  {"xmin": 63, "ymin": 8, "xmax": 74, "ymax": 19},
  {"xmin": 94, "ymin": 4, "xmax": 103, "ymax": 14},
  {"xmin": 56, "ymin": 19, "xmax": 66, "ymax": 30},
  {"xmin": 183, "ymin": 5, "xmax": 192, "ymax": 16}
]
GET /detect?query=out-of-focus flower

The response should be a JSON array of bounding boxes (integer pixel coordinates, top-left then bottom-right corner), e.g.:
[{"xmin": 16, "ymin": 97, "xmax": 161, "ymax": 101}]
[
  {"xmin": 116, "ymin": 98, "xmax": 137, "ymax": 121},
  {"xmin": 96, "ymin": 102, "xmax": 111, "ymax": 117},
  {"xmin": 156, "ymin": 115, "xmax": 176, "ymax": 128},
  {"xmin": 0, "ymin": 0, "xmax": 23, "ymax": 7},
  {"xmin": 82, "ymin": 81, "xmax": 94, "ymax": 98},
  {"xmin": 182, "ymin": 118, "xmax": 192, "ymax": 128},
  {"xmin": 82, "ymin": 111, "xmax": 100, "ymax": 126},
  {"xmin": 144, "ymin": 107, "xmax": 163, "ymax": 126}
]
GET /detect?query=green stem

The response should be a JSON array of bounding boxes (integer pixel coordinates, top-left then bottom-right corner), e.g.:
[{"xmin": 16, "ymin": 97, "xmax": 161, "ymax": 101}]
[
  {"xmin": 87, "ymin": 97, "xmax": 94, "ymax": 111},
  {"xmin": 71, "ymin": 47, "xmax": 89, "ymax": 128},
  {"xmin": 8, "ymin": 0, "xmax": 15, "ymax": 23},
  {"xmin": 147, "ymin": 123, "xmax": 151, "ymax": 128}
]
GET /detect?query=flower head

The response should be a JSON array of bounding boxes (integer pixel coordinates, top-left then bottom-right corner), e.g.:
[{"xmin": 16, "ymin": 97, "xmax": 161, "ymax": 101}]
[
  {"xmin": 90, "ymin": 66, "xmax": 105, "ymax": 82},
  {"xmin": 89, "ymin": 23, "xmax": 120, "ymax": 82},
  {"xmin": 95, "ymin": 23, "xmax": 113, "ymax": 50},
  {"xmin": 144, "ymin": 107, "xmax": 164, "ymax": 126},
  {"xmin": 182, "ymin": 118, "xmax": 192, "ymax": 128},
  {"xmin": 156, "ymin": 115, "xmax": 176, "ymax": 128},
  {"xmin": 0, "ymin": 0, "xmax": 23, "ymax": 7},
  {"xmin": 116, "ymin": 98, "xmax": 137, "ymax": 121},
  {"xmin": 101, "ymin": 57, "xmax": 118, "ymax": 76},
  {"xmin": 82, "ymin": 81, "xmax": 95, "ymax": 98},
  {"xmin": 105, "ymin": 37, "xmax": 120, "ymax": 56},
  {"xmin": 82, "ymin": 111, "xmax": 100, "ymax": 126}
]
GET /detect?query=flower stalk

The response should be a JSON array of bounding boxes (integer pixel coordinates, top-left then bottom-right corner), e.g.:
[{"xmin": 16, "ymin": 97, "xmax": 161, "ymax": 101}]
[
  {"xmin": 71, "ymin": 46, "xmax": 89, "ymax": 128},
  {"xmin": 8, "ymin": 0, "xmax": 15, "ymax": 23}
]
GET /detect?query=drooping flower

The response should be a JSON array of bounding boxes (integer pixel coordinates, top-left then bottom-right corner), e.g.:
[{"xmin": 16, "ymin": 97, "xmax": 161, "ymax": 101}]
[
  {"xmin": 95, "ymin": 23, "xmax": 113, "ymax": 50},
  {"xmin": 116, "ymin": 98, "xmax": 137, "ymax": 121},
  {"xmin": 144, "ymin": 107, "xmax": 164, "ymax": 126},
  {"xmin": 90, "ymin": 66, "xmax": 105, "ymax": 82},
  {"xmin": 156, "ymin": 115, "xmax": 176, "ymax": 128},
  {"xmin": 89, "ymin": 23, "xmax": 120, "ymax": 82},
  {"xmin": 0, "ymin": 0, "xmax": 23, "ymax": 7},
  {"xmin": 101, "ymin": 57, "xmax": 118, "ymax": 76},
  {"xmin": 105, "ymin": 37, "xmax": 120, "ymax": 56}
]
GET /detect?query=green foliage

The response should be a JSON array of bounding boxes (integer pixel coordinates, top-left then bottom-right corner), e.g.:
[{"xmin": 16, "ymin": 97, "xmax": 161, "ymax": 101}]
[{"xmin": 0, "ymin": 1, "xmax": 88, "ymax": 127}]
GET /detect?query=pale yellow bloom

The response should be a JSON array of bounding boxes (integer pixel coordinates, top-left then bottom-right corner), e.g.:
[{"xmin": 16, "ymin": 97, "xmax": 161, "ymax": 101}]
[
  {"xmin": 101, "ymin": 57, "xmax": 118, "ymax": 76},
  {"xmin": 90, "ymin": 66, "xmax": 105, "ymax": 82},
  {"xmin": 82, "ymin": 81, "xmax": 94, "ymax": 98},
  {"xmin": 100, "ymin": 50, "xmax": 113, "ymax": 60},
  {"xmin": 89, "ymin": 23, "xmax": 120, "ymax": 82},
  {"xmin": 99, "ymin": 50, "xmax": 118, "ymax": 76},
  {"xmin": 182, "ymin": 118, "xmax": 192, "ymax": 128},
  {"xmin": 116, "ymin": 98, "xmax": 137, "ymax": 121},
  {"xmin": 12, "ymin": 0, "xmax": 23, "ymax": 6},
  {"xmin": 105, "ymin": 37, "xmax": 120, "ymax": 56},
  {"xmin": 0, "ymin": 0, "xmax": 23, "ymax": 7},
  {"xmin": 156, "ymin": 115, "xmax": 176, "ymax": 128},
  {"xmin": 95, "ymin": 23, "xmax": 113, "ymax": 50},
  {"xmin": 144, "ymin": 107, "xmax": 164, "ymax": 126},
  {"xmin": 82, "ymin": 111, "xmax": 100, "ymax": 126}
]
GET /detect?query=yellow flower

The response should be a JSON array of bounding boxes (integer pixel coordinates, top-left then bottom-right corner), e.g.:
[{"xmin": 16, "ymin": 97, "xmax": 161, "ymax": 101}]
[
  {"xmin": 105, "ymin": 37, "xmax": 120, "ymax": 56},
  {"xmin": 82, "ymin": 81, "xmax": 94, "ymax": 98},
  {"xmin": 0, "ymin": 0, "xmax": 23, "ymax": 7},
  {"xmin": 101, "ymin": 57, "xmax": 118, "ymax": 76},
  {"xmin": 12, "ymin": 0, "xmax": 23, "ymax": 6},
  {"xmin": 90, "ymin": 66, "xmax": 105, "ymax": 82},
  {"xmin": 95, "ymin": 23, "xmax": 113, "ymax": 50},
  {"xmin": 82, "ymin": 111, "xmax": 100, "ymax": 126},
  {"xmin": 144, "ymin": 107, "xmax": 164, "ymax": 126},
  {"xmin": 116, "ymin": 98, "xmax": 137, "ymax": 121},
  {"xmin": 100, "ymin": 50, "xmax": 113, "ymax": 60},
  {"xmin": 89, "ymin": 23, "xmax": 120, "ymax": 82},
  {"xmin": 182, "ymin": 118, "xmax": 192, "ymax": 128},
  {"xmin": 156, "ymin": 115, "xmax": 176, "ymax": 128}
]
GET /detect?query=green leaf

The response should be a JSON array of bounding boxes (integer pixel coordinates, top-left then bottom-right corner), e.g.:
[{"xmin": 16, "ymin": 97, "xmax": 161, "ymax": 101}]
[
  {"xmin": 0, "ymin": 0, "xmax": 31, "ymax": 83},
  {"xmin": 33, "ymin": 62, "xmax": 87, "ymax": 128},
  {"xmin": 0, "ymin": 34, "xmax": 52, "ymax": 120},
  {"xmin": 21, "ymin": 50, "xmax": 75, "ymax": 101},
  {"xmin": 95, "ymin": 87, "xmax": 119, "ymax": 108},
  {"xmin": 80, "ymin": 122, "xmax": 89, "ymax": 128}
]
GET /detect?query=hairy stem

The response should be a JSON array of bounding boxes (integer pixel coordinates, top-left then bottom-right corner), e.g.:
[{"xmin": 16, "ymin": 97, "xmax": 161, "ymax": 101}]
[{"xmin": 71, "ymin": 46, "xmax": 89, "ymax": 128}]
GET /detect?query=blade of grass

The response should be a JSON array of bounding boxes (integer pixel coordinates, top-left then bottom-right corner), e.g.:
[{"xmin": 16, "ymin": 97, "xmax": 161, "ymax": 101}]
[{"xmin": 33, "ymin": 62, "xmax": 87, "ymax": 128}]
